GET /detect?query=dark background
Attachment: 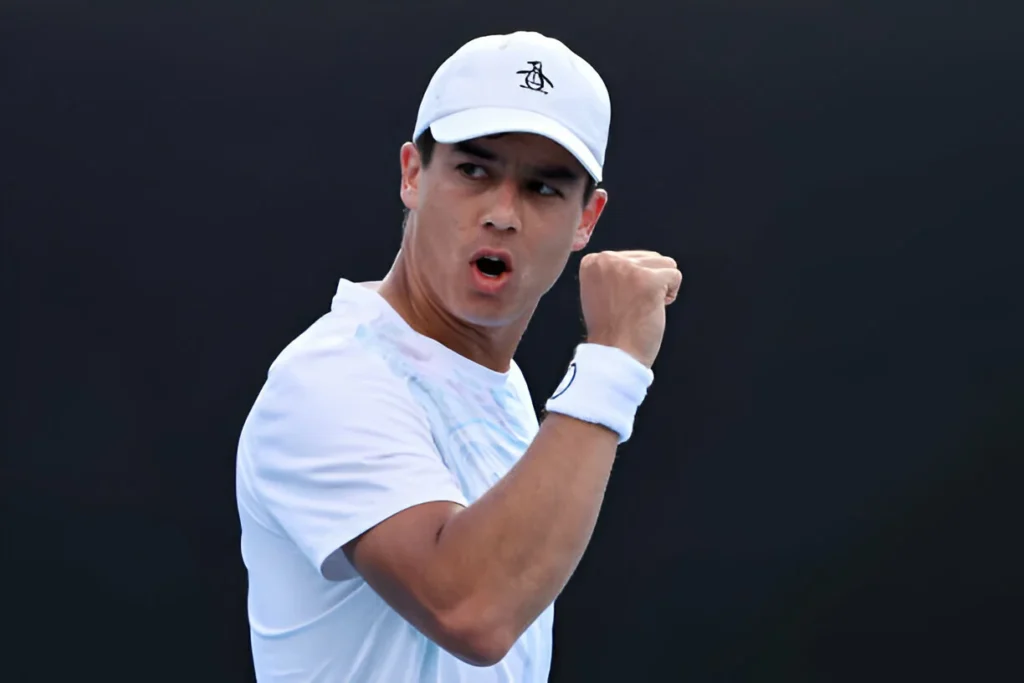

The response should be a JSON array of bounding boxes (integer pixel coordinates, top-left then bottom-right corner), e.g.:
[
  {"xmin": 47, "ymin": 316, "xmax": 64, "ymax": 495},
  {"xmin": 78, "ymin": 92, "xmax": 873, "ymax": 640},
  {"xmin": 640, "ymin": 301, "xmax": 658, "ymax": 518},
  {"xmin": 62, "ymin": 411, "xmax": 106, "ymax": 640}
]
[{"xmin": 3, "ymin": 2, "xmax": 1021, "ymax": 681}]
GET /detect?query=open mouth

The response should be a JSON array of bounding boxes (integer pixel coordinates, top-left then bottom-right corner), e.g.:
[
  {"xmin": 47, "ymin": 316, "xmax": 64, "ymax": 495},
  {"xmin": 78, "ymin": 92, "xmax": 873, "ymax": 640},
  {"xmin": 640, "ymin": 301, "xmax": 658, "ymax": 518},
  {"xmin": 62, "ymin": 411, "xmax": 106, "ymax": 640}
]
[{"xmin": 474, "ymin": 255, "xmax": 508, "ymax": 278}]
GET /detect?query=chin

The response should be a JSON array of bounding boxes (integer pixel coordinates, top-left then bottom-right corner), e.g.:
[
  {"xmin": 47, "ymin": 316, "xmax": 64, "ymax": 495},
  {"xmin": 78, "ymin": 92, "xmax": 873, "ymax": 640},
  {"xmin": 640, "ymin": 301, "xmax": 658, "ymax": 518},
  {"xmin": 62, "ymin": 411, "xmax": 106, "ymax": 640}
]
[
  {"xmin": 456, "ymin": 303, "xmax": 517, "ymax": 328},
  {"xmin": 452, "ymin": 293, "xmax": 526, "ymax": 328},
  {"xmin": 434, "ymin": 268, "xmax": 533, "ymax": 329}
]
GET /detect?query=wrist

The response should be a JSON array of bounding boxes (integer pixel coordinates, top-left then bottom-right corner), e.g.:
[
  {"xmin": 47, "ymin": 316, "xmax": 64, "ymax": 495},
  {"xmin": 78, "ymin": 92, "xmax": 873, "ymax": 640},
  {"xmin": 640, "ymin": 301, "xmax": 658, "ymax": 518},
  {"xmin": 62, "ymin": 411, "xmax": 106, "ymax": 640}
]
[
  {"xmin": 582, "ymin": 334, "xmax": 653, "ymax": 370},
  {"xmin": 543, "ymin": 343, "xmax": 654, "ymax": 444}
]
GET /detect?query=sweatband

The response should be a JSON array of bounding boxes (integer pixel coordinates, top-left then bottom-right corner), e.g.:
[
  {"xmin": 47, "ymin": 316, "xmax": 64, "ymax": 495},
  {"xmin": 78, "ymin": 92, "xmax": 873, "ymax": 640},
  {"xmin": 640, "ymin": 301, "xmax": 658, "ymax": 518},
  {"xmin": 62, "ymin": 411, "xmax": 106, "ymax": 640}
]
[{"xmin": 544, "ymin": 343, "xmax": 655, "ymax": 443}]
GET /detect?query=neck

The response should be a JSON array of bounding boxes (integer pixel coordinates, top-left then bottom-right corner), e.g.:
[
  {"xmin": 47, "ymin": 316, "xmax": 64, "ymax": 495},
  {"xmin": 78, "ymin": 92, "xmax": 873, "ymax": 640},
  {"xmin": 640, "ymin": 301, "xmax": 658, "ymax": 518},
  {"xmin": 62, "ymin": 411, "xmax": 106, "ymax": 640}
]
[{"xmin": 376, "ymin": 243, "xmax": 533, "ymax": 375}]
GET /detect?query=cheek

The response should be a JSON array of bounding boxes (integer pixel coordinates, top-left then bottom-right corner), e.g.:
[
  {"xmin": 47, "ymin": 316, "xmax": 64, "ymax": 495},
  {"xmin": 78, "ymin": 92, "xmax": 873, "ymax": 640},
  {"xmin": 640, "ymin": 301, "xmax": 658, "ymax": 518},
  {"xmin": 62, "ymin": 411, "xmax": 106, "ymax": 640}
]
[
  {"xmin": 526, "ymin": 216, "xmax": 581, "ymax": 278},
  {"xmin": 415, "ymin": 196, "xmax": 472, "ymax": 267},
  {"xmin": 545, "ymin": 206, "xmax": 585, "ymax": 250}
]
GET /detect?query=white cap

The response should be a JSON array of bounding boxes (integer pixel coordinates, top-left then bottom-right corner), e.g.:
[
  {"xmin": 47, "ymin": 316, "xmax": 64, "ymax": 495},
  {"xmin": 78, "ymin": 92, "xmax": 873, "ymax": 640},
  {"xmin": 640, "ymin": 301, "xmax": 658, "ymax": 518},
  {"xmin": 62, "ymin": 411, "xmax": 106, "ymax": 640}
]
[{"xmin": 413, "ymin": 31, "xmax": 611, "ymax": 182}]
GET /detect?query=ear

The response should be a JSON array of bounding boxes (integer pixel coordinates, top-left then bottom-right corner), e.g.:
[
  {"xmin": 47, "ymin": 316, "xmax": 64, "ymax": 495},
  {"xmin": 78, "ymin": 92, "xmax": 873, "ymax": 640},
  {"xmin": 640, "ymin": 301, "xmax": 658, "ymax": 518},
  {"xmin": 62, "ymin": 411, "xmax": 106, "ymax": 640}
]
[
  {"xmin": 400, "ymin": 142, "xmax": 422, "ymax": 211},
  {"xmin": 570, "ymin": 188, "xmax": 608, "ymax": 252}
]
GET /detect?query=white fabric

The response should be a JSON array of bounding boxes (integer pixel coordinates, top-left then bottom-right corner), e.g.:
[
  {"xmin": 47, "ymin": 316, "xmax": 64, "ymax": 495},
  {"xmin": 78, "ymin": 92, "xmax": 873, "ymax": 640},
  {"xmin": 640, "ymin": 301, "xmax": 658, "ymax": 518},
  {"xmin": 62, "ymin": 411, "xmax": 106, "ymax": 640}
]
[
  {"xmin": 544, "ymin": 343, "xmax": 655, "ymax": 443},
  {"xmin": 236, "ymin": 279, "xmax": 550, "ymax": 683},
  {"xmin": 413, "ymin": 31, "xmax": 611, "ymax": 182}
]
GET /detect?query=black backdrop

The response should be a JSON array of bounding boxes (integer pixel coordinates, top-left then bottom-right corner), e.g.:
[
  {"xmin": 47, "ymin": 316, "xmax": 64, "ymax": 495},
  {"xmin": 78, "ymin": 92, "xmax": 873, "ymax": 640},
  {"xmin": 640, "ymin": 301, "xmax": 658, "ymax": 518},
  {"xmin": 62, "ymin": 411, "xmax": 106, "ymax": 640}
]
[{"xmin": 4, "ymin": 2, "xmax": 1021, "ymax": 681}]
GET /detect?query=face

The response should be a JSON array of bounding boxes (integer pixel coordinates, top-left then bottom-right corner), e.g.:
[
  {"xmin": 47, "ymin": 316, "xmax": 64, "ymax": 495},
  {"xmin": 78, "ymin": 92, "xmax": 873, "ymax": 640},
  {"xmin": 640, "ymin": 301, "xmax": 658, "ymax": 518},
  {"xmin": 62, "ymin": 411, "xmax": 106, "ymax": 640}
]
[{"xmin": 398, "ymin": 133, "xmax": 608, "ymax": 328}]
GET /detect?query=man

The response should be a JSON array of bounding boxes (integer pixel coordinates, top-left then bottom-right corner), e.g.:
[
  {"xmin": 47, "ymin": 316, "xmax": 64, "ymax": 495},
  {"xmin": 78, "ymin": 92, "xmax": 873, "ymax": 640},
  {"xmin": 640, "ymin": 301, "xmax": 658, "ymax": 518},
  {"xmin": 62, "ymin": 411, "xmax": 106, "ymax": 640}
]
[{"xmin": 236, "ymin": 30, "xmax": 682, "ymax": 682}]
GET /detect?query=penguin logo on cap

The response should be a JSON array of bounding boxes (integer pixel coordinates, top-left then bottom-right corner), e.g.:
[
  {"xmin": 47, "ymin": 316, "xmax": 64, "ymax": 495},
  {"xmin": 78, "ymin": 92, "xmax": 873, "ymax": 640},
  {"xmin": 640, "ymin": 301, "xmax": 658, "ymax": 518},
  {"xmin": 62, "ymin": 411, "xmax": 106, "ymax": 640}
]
[{"xmin": 517, "ymin": 61, "xmax": 553, "ymax": 94}]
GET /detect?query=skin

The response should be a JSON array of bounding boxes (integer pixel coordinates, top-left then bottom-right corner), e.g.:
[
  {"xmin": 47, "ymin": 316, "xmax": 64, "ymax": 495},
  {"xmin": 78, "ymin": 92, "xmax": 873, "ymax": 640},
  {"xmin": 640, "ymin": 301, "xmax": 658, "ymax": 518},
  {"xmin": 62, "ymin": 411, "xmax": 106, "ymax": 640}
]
[
  {"xmin": 376, "ymin": 132, "xmax": 608, "ymax": 373},
  {"xmin": 343, "ymin": 132, "xmax": 673, "ymax": 668}
]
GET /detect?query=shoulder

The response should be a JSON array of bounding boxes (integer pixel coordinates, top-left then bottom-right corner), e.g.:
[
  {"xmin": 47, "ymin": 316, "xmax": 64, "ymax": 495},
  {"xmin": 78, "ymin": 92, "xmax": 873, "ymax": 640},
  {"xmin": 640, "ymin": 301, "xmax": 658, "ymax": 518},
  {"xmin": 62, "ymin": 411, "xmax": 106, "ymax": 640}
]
[
  {"xmin": 237, "ymin": 298, "xmax": 471, "ymax": 580},
  {"xmin": 262, "ymin": 279, "xmax": 413, "ymax": 401},
  {"xmin": 246, "ymin": 310, "xmax": 431, "ymax": 458},
  {"xmin": 267, "ymin": 311, "xmax": 391, "ymax": 388}
]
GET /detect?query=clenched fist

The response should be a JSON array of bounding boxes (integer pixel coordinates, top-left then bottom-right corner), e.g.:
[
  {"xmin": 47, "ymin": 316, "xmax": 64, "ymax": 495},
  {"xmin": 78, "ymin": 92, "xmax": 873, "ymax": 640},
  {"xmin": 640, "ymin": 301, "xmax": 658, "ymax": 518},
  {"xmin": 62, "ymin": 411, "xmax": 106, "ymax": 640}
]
[{"xmin": 579, "ymin": 250, "xmax": 683, "ymax": 368}]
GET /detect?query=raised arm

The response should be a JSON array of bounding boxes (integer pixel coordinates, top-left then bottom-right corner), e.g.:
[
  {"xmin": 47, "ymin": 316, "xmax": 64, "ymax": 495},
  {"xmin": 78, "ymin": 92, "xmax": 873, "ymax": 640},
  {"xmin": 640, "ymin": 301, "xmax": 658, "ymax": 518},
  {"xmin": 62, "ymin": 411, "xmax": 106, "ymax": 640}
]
[{"xmin": 344, "ymin": 251, "xmax": 682, "ymax": 666}]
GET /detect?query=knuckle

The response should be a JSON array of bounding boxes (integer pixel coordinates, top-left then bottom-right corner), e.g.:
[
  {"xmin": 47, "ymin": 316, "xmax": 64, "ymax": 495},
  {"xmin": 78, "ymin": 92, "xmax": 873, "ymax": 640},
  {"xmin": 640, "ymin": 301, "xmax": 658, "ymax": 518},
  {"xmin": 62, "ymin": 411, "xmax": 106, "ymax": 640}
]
[
  {"xmin": 631, "ymin": 268, "xmax": 654, "ymax": 289},
  {"xmin": 580, "ymin": 253, "xmax": 602, "ymax": 272}
]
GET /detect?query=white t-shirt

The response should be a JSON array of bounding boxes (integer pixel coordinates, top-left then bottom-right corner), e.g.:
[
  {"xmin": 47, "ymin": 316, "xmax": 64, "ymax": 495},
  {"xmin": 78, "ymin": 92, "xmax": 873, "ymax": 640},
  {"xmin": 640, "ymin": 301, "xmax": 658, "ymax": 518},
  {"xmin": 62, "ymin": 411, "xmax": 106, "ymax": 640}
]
[{"xmin": 236, "ymin": 278, "xmax": 551, "ymax": 683}]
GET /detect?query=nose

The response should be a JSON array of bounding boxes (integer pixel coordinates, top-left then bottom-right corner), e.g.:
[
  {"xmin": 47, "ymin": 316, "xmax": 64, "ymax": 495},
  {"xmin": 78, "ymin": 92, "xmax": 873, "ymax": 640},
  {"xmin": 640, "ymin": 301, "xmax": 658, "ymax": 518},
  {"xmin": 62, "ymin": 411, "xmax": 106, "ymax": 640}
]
[{"xmin": 482, "ymin": 179, "xmax": 520, "ymax": 232}]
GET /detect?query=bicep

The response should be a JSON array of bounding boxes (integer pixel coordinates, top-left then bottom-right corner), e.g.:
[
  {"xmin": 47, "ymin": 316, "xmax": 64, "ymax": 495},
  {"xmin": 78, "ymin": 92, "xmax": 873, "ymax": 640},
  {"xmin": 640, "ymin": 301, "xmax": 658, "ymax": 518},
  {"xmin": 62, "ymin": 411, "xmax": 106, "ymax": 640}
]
[{"xmin": 343, "ymin": 500, "xmax": 466, "ymax": 634}]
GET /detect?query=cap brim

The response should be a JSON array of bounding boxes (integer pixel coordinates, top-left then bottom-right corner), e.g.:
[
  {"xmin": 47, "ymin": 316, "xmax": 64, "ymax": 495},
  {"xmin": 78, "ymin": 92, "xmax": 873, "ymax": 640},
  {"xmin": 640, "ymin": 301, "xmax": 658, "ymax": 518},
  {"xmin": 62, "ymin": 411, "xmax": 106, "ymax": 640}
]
[{"xmin": 429, "ymin": 107, "xmax": 602, "ymax": 183}]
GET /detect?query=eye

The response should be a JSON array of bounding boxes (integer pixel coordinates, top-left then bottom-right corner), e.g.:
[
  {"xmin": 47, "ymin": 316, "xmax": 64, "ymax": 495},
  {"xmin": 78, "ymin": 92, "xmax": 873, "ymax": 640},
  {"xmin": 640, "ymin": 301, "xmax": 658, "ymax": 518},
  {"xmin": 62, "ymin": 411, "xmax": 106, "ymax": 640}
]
[
  {"xmin": 528, "ymin": 180, "xmax": 562, "ymax": 198},
  {"xmin": 457, "ymin": 163, "xmax": 488, "ymax": 179}
]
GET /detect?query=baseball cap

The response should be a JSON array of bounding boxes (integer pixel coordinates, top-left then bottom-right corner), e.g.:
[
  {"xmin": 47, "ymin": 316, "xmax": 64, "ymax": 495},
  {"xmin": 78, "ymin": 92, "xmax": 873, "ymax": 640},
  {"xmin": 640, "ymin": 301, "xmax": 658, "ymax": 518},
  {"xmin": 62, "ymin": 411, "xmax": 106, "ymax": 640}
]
[{"xmin": 413, "ymin": 31, "xmax": 611, "ymax": 183}]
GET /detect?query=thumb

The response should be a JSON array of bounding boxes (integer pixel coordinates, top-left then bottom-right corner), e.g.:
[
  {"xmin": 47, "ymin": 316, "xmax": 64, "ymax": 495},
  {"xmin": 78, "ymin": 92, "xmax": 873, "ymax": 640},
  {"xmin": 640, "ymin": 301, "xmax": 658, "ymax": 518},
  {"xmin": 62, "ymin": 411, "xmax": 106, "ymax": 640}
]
[{"xmin": 654, "ymin": 267, "xmax": 683, "ymax": 305}]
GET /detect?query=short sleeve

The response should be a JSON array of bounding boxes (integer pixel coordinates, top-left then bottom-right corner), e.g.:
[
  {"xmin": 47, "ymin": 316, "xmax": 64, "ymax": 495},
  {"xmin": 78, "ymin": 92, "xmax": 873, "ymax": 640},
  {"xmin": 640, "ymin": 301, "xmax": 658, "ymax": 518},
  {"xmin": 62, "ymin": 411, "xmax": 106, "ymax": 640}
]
[{"xmin": 242, "ymin": 342, "xmax": 468, "ymax": 581}]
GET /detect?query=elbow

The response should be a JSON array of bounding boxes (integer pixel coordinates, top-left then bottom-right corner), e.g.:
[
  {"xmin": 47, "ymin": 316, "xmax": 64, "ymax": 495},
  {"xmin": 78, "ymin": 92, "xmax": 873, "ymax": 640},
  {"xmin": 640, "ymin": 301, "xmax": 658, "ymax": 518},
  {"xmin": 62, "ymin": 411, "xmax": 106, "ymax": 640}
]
[
  {"xmin": 446, "ymin": 629, "xmax": 514, "ymax": 668},
  {"xmin": 434, "ymin": 604, "xmax": 516, "ymax": 667}
]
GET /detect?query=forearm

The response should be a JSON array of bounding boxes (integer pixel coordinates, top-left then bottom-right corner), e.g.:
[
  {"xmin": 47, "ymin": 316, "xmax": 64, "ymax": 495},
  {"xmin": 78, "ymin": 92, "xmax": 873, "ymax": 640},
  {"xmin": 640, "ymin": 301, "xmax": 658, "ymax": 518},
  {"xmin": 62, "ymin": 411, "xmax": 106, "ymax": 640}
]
[{"xmin": 430, "ymin": 412, "xmax": 619, "ymax": 646}]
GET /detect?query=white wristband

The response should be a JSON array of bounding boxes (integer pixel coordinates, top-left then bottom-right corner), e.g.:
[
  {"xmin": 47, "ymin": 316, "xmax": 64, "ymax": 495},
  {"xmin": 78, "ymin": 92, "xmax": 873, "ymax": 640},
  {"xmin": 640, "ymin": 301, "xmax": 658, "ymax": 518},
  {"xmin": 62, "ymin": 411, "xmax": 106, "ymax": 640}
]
[{"xmin": 544, "ymin": 343, "xmax": 655, "ymax": 443}]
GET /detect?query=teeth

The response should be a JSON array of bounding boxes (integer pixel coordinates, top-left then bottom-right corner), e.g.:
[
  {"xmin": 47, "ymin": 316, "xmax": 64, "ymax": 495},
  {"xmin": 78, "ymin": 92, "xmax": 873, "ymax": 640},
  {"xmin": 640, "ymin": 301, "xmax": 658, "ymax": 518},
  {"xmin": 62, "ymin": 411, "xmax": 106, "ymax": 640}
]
[{"xmin": 475, "ymin": 254, "xmax": 507, "ymax": 280}]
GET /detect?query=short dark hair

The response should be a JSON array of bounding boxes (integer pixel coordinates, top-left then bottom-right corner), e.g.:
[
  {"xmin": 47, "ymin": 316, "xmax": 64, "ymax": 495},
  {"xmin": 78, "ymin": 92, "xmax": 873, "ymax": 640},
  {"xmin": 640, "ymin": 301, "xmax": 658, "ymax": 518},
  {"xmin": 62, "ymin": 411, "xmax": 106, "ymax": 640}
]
[{"xmin": 414, "ymin": 129, "xmax": 599, "ymax": 206}]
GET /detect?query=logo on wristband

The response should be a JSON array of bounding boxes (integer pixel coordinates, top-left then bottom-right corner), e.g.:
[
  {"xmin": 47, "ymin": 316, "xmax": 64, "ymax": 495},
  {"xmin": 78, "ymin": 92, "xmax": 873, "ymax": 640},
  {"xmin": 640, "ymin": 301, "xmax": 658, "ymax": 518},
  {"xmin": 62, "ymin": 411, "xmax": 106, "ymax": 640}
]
[{"xmin": 550, "ymin": 362, "xmax": 577, "ymax": 399}]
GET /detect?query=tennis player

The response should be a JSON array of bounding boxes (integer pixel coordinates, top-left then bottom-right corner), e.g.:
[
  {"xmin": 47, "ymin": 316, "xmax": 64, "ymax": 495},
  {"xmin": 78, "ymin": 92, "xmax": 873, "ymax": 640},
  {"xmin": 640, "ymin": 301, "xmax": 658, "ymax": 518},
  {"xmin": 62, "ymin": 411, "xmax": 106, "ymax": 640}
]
[{"xmin": 236, "ymin": 30, "xmax": 682, "ymax": 682}]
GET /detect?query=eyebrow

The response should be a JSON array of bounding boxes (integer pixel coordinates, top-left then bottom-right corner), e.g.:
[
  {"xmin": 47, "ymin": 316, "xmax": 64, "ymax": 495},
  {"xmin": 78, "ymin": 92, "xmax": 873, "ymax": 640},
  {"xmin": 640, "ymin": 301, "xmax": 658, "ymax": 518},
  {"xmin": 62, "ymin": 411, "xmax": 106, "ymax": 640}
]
[
  {"xmin": 453, "ymin": 140, "xmax": 582, "ymax": 182},
  {"xmin": 533, "ymin": 164, "xmax": 580, "ymax": 182},
  {"xmin": 454, "ymin": 140, "xmax": 498, "ymax": 161}
]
